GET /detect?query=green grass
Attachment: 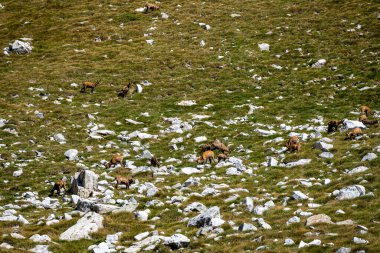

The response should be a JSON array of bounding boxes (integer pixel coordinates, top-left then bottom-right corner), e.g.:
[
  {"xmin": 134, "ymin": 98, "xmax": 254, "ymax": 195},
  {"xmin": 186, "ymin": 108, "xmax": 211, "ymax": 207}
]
[{"xmin": 0, "ymin": 0, "xmax": 379, "ymax": 252}]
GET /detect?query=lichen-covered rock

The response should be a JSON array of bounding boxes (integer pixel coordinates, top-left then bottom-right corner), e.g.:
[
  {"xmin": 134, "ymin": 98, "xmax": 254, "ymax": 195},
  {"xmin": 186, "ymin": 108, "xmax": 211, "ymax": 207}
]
[{"xmin": 59, "ymin": 212, "xmax": 103, "ymax": 241}]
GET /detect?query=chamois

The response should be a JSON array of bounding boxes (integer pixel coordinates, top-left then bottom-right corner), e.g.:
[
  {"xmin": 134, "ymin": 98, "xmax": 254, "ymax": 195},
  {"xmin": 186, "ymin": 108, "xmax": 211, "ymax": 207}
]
[
  {"xmin": 199, "ymin": 143, "xmax": 212, "ymax": 154},
  {"xmin": 359, "ymin": 114, "xmax": 367, "ymax": 122},
  {"xmin": 197, "ymin": 150, "xmax": 215, "ymax": 165},
  {"xmin": 150, "ymin": 155, "xmax": 160, "ymax": 168},
  {"xmin": 359, "ymin": 105, "xmax": 374, "ymax": 116},
  {"xmin": 327, "ymin": 120, "xmax": 343, "ymax": 133},
  {"xmin": 118, "ymin": 80, "xmax": 133, "ymax": 98},
  {"xmin": 346, "ymin": 127, "xmax": 362, "ymax": 140},
  {"xmin": 49, "ymin": 179, "xmax": 67, "ymax": 197},
  {"xmin": 217, "ymin": 153, "xmax": 229, "ymax": 162},
  {"xmin": 80, "ymin": 81, "xmax": 99, "ymax": 93},
  {"xmin": 285, "ymin": 136, "xmax": 301, "ymax": 152},
  {"xmin": 115, "ymin": 175, "xmax": 134, "ymax": 189},
  {"xmin": 210, "ymin": 139, "xmax": 230, "ymax": 154},
  {"xmin": 145, "ymin": 2, "xmax": 160, "ymax": 13},
  {"xmin": 106, "ymin": 153, "xmax": 124, "ymax": 168}
]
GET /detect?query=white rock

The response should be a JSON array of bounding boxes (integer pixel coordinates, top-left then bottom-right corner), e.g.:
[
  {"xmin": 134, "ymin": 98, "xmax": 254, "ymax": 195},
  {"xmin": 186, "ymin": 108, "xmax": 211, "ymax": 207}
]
[
  {"xmin": 135, "ymin": 210, "xmax": 150, "ymax": 221},
  {"xmin": 134, "ymin": 232, "xmax": 150, "ymax": 241},
  {"xmin": 54, "ymin": 133, "xmax": 66, "ymax": 144},
  {"xmin": 13, "ymin": 168, "xmax": 23, "ymax": 177},
  {"xmin": 136, "ymin": 84, "xmax": 143, "ymax": 93},
  {"xmin": 0, "ymin": 242, "xmax": 13, "ymax": 249},
  {"xmin": 286, "ymin": 216, "xmax": 300, "ymax": 225},
  {"xmin": 30, "ymin": 245, "xmax": 51, "ymax": 253},
  {"xmin": 292, "ymin": 191, "xmax": 309, "ymax": 200},
  {"xmin": 30, "ymin": 234, "xmax": 51, "ymax": 243},
  {"xmin": 242, "ymin": 197, "xmax": 254, "ymax": 212},
  {"xmin": 161, "ymin": 12, "xmax": 169, "ymax": 19},
  {"xmin": 177, "ymin": 100, "xmax": 197, "ymax": 106},
  {"xmin": 4, "ymin": 40, "xmax": 32, "ymax": 55},
  {"xmin": 283, "ymin": 159, "xmax": 311, "ymax": 167},
  {"xmin": 187, "ymin": 206, "xmax": 220, "ymax": 228},
  {"xmin": 334, "ymin": 185, "xmax": 366, "ymax": 200},
  {"xmin": 284, "ymin": 238, "xmax": 295, "ymax": 246},
  {"xmin": 313, "ymin": 141, "xmax": 333, "ymax": 151},
  {"xmin": 257, "ymin": 218, "xmax": 272, "ymax": 230},
  {"xmin": 194, "ymin": 136, "xmax": 207, "ymax": 142},
  {"xmin": 319, "ymin": 152, "xmax": 334, "ymax": 158},
  {"xmin": 342, "ymin": 119, "xmax": 366, "ymax": 130},
  {"xmin": 163, "ymin": 234, "xmax": 190, "ymax": 249},
  {"xmin": 352, "ymin": 237, "xmax": 368, "ymax": 244},
  {"xmin": 258, "ymin": 43, "xmax": 270, "ymax": 51},
  {"xmin": 59, "ymin": 212, "xmax": 103, "ymax": 241},
  {"xmin": 311, "ymin": 59, "xmax": 326, "ymax": 68},
  {"xmin": 267, "ymin": 157, "xmax": 278, "ymax": 167},
  {"xmin": 64, "ymin": 149, "xmax": 78, "ymax": 161},
  {"xmin": 141, "ymin": 150, "xmax": 153, "ymax": 159},
  {"xmin": 238, "ymin": 223, "xmax": 257, "ymax": 231},
  {"xmin": 181, "ymin": 167, "xmax": 202, "ymax": 175},
  {"xmin": 146, "ymin": 39, "xmax": 154, "ymax": 45},
  {"xmin": 348, "ymin": 166, "xmax": 369, "ymax": 174},
  {"xmin": 361, "ymin": 153, "xmax": 377, "ymax": 161},
  {"xmin": 17, "ymin": 214, "xmax": 29, "ymax": 224}
]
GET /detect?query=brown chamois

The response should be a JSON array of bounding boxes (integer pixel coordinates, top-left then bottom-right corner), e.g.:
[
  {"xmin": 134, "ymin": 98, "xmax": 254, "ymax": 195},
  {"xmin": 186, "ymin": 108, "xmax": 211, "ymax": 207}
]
[
  {"xmin": 289, "ymin": 142, "xmax": 301, "ymax": 152},
  {"xmin": 217, "ymin": 153, "xmax": 229, "ymax": 163},
  {"xmin": 359, "ymin": 105, "xmax": 374, "ymax": 117},
  {"xmin": 199, "ymin": 143, "xmax": 212, "ymax": 154},
  {"xmin": 362, "ymin": 119, "xmax": 378, "ymax": 126},
  {"xmin": 285, "ymin": 136, "xmax": 299, "ymax": 149},
  {"xmin": 145, "ymin": 2, "xmax": 160, "ymax": 13},
  {"xmin": 118, "ymin": 80, "xmax": 133, "ymax": 98},
  {"xmin": 49, "ymin": 179, "xmax": 67, "ymax": 197},
  {"xmin": 210, "ymin": 139, "xmax": 230, "ymax": 154},
  {"xmin": 115, "ymin": 175, "xmax": 134, "ymax": 189},
  {"xmin": 346, "ymin": 127, "xmax": 362, "ymax": 140},
  {"xmin": 80, "ymin": 81, "xmax": 99, "ymax": 93},
  {"xmin": 196, "ymin": 150, "xmax": 215, "ymax": 165},
  {"xmin": 327, "ymin": 120, "xmax": 343, "ymax": 133},
  {"xmin": 106, "ymin": 153, "xmax": 124, "ymax": 168},
  {"xmin": 150, "ymin": 155, "xmax": 160, "ymax": 168},
  {"xmin": 359, "ymin": 114, "xmax": 367, "ymax": 122}
]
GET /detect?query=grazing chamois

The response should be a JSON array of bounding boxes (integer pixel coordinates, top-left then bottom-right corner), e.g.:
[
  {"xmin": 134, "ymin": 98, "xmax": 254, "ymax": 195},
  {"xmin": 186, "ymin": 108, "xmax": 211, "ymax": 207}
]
[
  {"xmin": 115, "ymin": 175, "xmax": 134, "ymax": 189},
  {"xmin": 199, "ymin": 143, "xmax": 212, "ymax": 154},
  {"xmin": 196, "ymin": 150, "xmax": 215, "ymax": 165},
  {"xmin": 359, "ymin": 105, "xmax": 374, "ymax": 117},
  {"xmin": 150, "ymin": 155, "xmax": 160, "ymax": 168},
  {"xmin": 359, "ymin": 114, "xmax": 367, "ymax": 122},
  {"xmin": 106, "ymin": 153, "xmax": 124, "ymax": 168},
  {"xmin": 145, "ymin": 2, "xmax": 160, "ymax": 13},
  {"xmin": 285, "ymin": 136, "xmax": 301, "ymax": 152},
  {"xmin": 210, "ymin": 139, "xmax": 230, "ymax": 154},
  {"xmin": 80, "ymin": 81, "xmax": 99, "ymax": 93},
  {"xmin": 346, "ymin": 127, "xmax": 362, "ymax": 140},
  {"xmin": 327, "ymin": 120, "xmax": 343, "ymax": 133},
  {"xmin": 217, "ymin": 153, "xmax": 229, "ymax": 162},
  {"xmin": 49, "ymin": 179, "xmax": 67, "ymax": 197},
  {"xmin": 118, "ymin": 80, "xmax": 133, "ymax": 98}
]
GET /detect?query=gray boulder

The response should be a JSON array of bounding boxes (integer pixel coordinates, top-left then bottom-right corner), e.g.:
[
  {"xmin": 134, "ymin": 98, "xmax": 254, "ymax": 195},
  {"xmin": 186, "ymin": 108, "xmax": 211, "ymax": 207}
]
[
  {"xmin": 184, "ymin": 202, "xmax": 207, "ymax": 213},
  {"xmin": 64, "ymin": 149, "xmax": 78, "ymax": 161},
  {"xmin": 342, "ymin": 119, "xmax": 366, "ymax": 130},
  {"xmin": 59, "ymin": 212, "xmax": 103, "ymax": 241},
  {"xmin": 334, "ymin": 185, "xmax": 366, "ymax": 200},
  {"xmin": 361, "ymin": 153, "xmax": 377, "ymax": 161},
  {"xmin": 163, "ymin": 234, "xmax": 190, "ymax": 249},
  {"xmin": 70, "ymin": 170, "xmax": 98, "ymax": 198},
  {"xmin": 306, "ymin": 214, "xmax": 332, "ymax": 226},
  {"xmin": 4, "ymin": 40, "xmax": 32, "ymax": 55},
  {"xmin": 313, "ymin": 141, "xmax": 333, "ymax": 151},
  {"xmin": 238, "ymin": 223, "xmax": 257, "ymax": 232},
  {"xmin": 187, "ymin": 206, "xmax": 221, "ymax": 228}
]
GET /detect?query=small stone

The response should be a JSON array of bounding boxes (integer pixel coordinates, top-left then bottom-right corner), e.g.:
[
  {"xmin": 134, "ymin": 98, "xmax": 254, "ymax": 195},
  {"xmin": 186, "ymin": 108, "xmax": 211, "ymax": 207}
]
[
  {"xmin": 284, "ymin": 238, "xmax": 295, "ymax": 246},
  {"xmin": 306, "ymin": 214, "xmax": 332, "ymax": 226},
  {"xmin": 238, "ymin": 223, "xmax": 257, "ymax": 232},
  {"xmin": 336, "ymin": 247, "xmax": 351, "ymax": 253},
  {"xmin": 286, "ymin": 216, "xmax": 300, "ymax": 225},
  {"xmin": 352, "ymin": 237, "xmax": 368, "ymax": 244},
  {"xmin": 361, "ymin": 153, "xmax": 377, "ymax": 161}
]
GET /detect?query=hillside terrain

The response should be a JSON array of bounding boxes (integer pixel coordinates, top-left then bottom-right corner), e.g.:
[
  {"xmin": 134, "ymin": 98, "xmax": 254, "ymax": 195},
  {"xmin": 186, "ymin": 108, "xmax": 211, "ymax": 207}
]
[{"xmin": 0, "ymin": 0, "xmax": 380, "ymax": 252}]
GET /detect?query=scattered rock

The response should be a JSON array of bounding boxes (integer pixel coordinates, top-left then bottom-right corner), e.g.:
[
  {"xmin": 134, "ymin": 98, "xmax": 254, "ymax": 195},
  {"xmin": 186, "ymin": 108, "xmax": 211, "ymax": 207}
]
[
  {"xmin": 258, "ymin": 43, "xmax": 270, "ymax": 51},
  {"xmin": 238, "ymin": 223, "xmax": 257, "ymax": 232},
  {"xmin": 64, "ymin": 149, "xmax": 79, "ymax": 161},
  {"xmin": 4, "ymin": 40, "xmax": 32, "ymax": 55},
  {"xmin": 306, "ymin": 214, "xmax": 332, "ymax": 226},
  {"xmin": 334, "ymin": 185, "xmax": 366, "ymax": 200},
  {"xmin": 361, "ymin": 153, "xmax": 377, "ymax": 161},
  {"xmin": 163, "ymin": 234, "xmax": 190, "ymax": 249},
  {"xmin": 70, "ymin": 170, "xmax": 98, "ymax": 198},
  {"xmin": 187, "ymin": 206, "xmax": 222, "ymax": 228},
  {"xmin": 59, "ymin": 212, "xmax": 103, "ymax": 241}
]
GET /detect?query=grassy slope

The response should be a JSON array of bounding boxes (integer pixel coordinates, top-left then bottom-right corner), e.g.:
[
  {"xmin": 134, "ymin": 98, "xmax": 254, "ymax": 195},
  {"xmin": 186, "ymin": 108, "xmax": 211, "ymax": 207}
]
[{"xmin": 0, "ymin": 0, "xmax": 379, "ymax": 252}]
